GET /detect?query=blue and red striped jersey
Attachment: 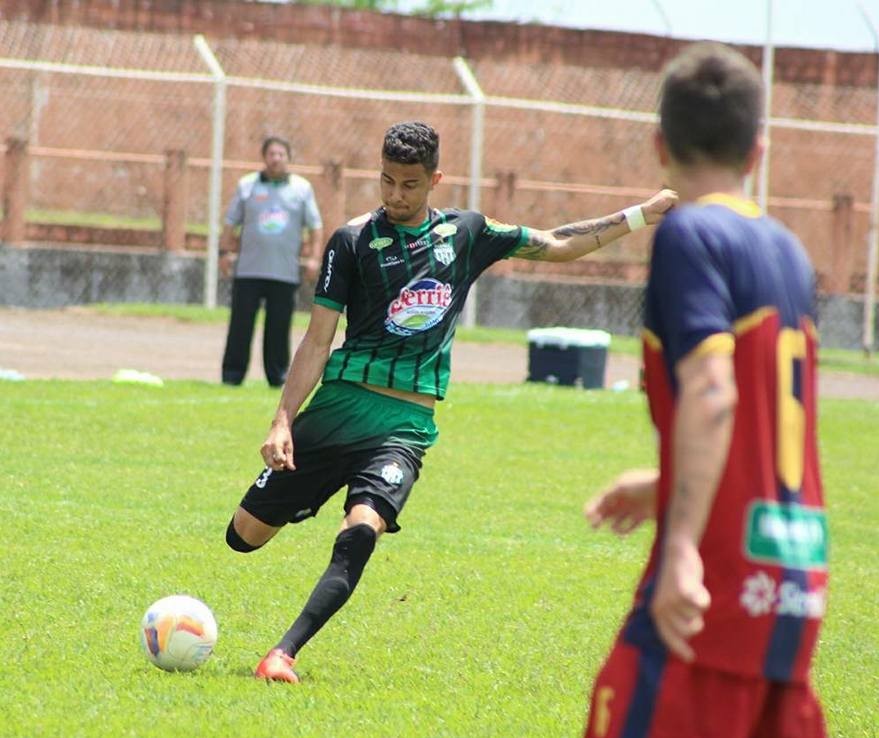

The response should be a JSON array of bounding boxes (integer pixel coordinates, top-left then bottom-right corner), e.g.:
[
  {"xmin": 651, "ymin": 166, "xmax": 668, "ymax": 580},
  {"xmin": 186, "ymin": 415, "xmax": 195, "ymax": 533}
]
[{"xmin": 626, "ymin": 193, "xmax": 828, "ymax": 682}]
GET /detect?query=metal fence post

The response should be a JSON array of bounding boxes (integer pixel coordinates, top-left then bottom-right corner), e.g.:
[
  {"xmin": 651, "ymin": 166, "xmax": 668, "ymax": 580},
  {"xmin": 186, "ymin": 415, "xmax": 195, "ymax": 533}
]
[
  {"xmin": 162, "ymin": 149, "xmax": 188, "ymax": 251},
  {"xmin": 857, "ymin": 2, "xmax": 879, "ymax": 354},
  {"xmin": 3, "ymin": 137, "xmax": 29, "ymax": 243},
  {"xmin": 758, "ymin": 0, "xmax": 775, "ymax": 212},
  {"xmin": 453, "ymin": 56, "xmax": 485, "ymax": 328},
  {"xmin": 194, "ymin": 34, "xmax": 226, "ymax": 310}
]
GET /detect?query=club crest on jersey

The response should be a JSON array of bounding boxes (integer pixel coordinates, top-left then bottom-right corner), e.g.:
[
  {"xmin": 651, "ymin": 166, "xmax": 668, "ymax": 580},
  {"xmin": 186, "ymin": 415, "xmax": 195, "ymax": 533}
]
[
  {"xmin": 385, "ymin": 278, "xmax": 453, "ymax": 336},
  {"xmin": 434, "ymin": 243, "xmax": 455, "ymax": 266},
  {"xmin": 369, "ymin": 237, "xmax": 394, "ymax": 251},
  {"xmin": 380, "ymin": 463, "xmax": 405, "ymax": 486}
]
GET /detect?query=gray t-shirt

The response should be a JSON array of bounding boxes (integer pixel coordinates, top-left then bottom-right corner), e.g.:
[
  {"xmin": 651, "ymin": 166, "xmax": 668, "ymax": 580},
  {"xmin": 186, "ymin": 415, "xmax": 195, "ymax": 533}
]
[{"xmin": 225, "ymin": 172, "xmax": 323, "ymax": 284}]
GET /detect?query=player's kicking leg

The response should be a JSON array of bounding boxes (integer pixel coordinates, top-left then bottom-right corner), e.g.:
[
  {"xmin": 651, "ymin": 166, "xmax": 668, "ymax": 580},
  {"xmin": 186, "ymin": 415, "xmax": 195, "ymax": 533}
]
[{"xmin": 253, "ymin": 503, "xmax": 384, "ymax": 682}]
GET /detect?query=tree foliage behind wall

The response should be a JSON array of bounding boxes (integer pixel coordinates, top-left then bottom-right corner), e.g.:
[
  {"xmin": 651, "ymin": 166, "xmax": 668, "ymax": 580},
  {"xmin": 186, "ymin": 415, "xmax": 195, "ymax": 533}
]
[{"xmin": 289, "ymin": 0, "xmax": 493, "ymax": 18}]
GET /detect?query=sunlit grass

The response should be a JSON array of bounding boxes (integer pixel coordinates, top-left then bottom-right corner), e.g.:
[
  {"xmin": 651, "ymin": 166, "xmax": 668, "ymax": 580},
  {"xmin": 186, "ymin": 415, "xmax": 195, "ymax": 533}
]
[{"xmin": 0, "ymin": 381, "xmax": 874, "ymax": 737}]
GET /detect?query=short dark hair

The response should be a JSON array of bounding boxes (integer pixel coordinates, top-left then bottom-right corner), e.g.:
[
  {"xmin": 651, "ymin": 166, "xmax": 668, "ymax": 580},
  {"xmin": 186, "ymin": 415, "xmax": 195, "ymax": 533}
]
[
  {"xmin": 660, "ymin": 43, "xmax": 763, "ymax": 167},
  {"xmin": 382, "ymin": 121, "xmax": 439, "ymax": 172},
  {"xmin": 261, "ymin": 136, "xmax": 291, "ymax": 158}
]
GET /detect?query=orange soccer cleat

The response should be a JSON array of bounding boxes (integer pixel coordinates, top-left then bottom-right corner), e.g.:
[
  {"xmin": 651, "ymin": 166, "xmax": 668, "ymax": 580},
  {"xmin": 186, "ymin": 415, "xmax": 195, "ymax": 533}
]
[{"xmin": 254, "ymin": 648, "xmax": 301, "ymax": 683}]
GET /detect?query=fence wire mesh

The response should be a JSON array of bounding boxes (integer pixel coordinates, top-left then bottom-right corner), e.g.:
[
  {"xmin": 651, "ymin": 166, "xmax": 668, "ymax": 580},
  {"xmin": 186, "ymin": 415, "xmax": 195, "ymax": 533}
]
[{"xmin": 0, "ymin": 18, "xmax": 876, "ymax": 349}]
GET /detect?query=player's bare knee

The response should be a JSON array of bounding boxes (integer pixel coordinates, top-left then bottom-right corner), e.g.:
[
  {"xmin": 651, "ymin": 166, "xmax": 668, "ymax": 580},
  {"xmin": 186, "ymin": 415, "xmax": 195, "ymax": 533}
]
[
  {"xmin": 226, "ymin": 508, "xmax": 279, "ymax": 553},
  {"xmin": 344, "ymin": 501, "xmax": 388, "ymax": 536},
  {"xmin": 225, "ymin": 518, "xmax": 263, "ymax": 553}
]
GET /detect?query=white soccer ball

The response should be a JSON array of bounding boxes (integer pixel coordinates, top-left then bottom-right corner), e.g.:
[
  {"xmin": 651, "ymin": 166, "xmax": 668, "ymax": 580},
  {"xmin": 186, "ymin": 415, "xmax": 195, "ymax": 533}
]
[{"xmin": 139, "ymin": 595, "xmax": 218, "ymax": 672}]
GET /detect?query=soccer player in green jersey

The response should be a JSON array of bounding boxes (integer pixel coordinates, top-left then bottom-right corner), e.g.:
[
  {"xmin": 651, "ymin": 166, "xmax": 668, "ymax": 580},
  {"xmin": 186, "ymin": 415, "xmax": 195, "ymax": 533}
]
[{"xmin": 224, "ymin": 121, "xmax": 677, "ymax": 682}]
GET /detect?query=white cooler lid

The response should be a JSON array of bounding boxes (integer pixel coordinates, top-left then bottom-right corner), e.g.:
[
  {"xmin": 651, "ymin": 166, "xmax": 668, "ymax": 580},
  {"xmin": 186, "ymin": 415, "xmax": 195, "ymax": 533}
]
[{"xmin": 526, "ymin": 327, "xmax": 611, "ymax": 349}]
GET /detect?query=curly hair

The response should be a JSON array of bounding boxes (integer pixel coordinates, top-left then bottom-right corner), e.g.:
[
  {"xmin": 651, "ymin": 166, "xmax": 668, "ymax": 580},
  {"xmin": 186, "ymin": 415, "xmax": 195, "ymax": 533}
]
[
  {"xmin": 660, "ymin": 43, "xmax": 763, "ymax": 167},
  {"xmin": 381, "ymin": 121, "xmax": 440, "ymax": 172}
]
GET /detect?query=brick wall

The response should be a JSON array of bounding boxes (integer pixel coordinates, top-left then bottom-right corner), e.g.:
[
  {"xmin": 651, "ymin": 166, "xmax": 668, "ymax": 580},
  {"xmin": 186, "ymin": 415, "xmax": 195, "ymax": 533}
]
[
  {"xmin": 2, "ymin": 0, "xmax": 876, "ymax": 87},
  {"xmin": 0, "ymin": 1, "xmax": 876, "ymax": 292}
]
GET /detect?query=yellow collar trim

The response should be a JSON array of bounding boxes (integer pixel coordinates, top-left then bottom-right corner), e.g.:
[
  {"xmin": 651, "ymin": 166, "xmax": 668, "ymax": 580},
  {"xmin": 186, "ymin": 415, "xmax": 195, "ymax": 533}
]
[{"xmin": 697, "ymin": 193, "xmax": 762, "ymax": 219}]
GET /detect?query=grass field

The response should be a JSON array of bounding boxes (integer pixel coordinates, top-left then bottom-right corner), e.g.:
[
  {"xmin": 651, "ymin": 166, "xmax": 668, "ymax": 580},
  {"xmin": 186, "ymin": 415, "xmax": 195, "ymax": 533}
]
[{"xmin": 1, "ymin": 381, "xmax": 876, "ymax": 738}]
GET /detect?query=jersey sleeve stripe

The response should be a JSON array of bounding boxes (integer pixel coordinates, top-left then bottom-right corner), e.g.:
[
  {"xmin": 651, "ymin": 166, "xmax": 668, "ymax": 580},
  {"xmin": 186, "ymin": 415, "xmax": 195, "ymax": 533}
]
[
  {"xmin": 505, "ymin": 226, "xmax": 531, "ymax": 257},
  {"xmin": 314, "ymin": 296, "xmax": 345, "ymax": 312},
  {"xmin": 642, "ymin": 328, "xmax": 662, "ymax": 351},
  {"xmin": 733, "ymin": 306, "xmax": 777, "ymax": 336},
  {"xmin": 688, "ymin": 332, "xmax": 735, "ymax": 358}
]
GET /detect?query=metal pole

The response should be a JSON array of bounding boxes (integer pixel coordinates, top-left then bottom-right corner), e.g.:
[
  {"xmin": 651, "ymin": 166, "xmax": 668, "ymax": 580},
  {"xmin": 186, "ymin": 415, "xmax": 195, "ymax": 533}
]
[
  {"xmin": 453, "ymin": 56, "xmax": 485, "ymax": 328},
  {"xmin": 194, "ymin": 34, "xmax": 226, "ymax": 310},
  {"xmin": 758, "ymin": 0, "xmax": 774, "ymax": 211},
  {"xmin": 858, "ymin": 3, "xmax": 879, "ymax": 355},
  {"xmin": 650, "ymin": 0, "xmax": 673, "ymax": 36}
]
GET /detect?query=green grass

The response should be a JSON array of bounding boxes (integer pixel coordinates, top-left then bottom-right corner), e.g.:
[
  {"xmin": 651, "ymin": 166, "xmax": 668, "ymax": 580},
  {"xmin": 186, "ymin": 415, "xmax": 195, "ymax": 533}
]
[
  {"xmin": 817, "ymin": 347, "xmax": 879, "ymax": 377},
  {"xmin": 27, "ymin": 209, "xmax": 210, "ymax": 235},
  {"xmin": 0, "ymin": 381, "xmax": 875, "ymax": 737}
]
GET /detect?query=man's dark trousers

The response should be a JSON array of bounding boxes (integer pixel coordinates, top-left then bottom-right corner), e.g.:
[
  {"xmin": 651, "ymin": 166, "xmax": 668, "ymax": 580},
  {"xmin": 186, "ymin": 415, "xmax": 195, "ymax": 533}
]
[{"xmin": 222, "ymin": 277, "xmax": 297, "ymax": 387}]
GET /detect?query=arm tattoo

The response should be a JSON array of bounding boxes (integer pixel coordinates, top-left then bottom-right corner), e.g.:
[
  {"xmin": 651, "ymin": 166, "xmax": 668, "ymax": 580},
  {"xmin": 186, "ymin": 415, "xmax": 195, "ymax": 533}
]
[
  {"xmin": 699, "ymin": 380, "xmax": 735, "ymax": 426},
  {"xmin": 516, "ymin": 212, "xmax": 626, "ymax": 261},
  {"xmin": 551, "ymin": 212, "xmax": 624, "ymax": 241},
  {"xmin": 515, "ymin": 232, "xmax": 553, "ymax": 260}
]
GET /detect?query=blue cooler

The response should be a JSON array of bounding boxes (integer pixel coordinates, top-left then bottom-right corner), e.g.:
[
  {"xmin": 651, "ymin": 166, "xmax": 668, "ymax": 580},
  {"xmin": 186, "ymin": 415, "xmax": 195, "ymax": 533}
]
[{"xmin": 526, "ymin": 327, "xmax": 611, "ymax": 389}]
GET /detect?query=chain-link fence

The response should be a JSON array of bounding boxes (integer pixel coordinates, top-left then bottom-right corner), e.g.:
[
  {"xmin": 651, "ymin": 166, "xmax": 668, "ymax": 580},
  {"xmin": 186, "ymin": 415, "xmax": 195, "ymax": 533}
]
[{"xmin": 0, "ymin": 18, "xmax": 877, "ymax": 349}]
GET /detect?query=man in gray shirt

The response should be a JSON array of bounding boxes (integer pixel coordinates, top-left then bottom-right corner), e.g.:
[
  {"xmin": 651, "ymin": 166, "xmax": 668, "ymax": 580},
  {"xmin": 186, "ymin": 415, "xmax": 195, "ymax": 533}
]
[{"xmin": 220, "ymin": 136, "xmax": 323, "ymax": 386}]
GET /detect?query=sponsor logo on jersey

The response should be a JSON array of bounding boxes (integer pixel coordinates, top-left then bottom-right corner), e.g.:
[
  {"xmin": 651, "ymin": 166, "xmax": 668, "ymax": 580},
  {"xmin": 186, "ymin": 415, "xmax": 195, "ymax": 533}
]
[
  {"xmin": 407, "ymin": 236, "xmax": 431, "ymax": 253},
  {"xmin": 380, "ymin": 255, "xmax": 404, "ymax": 269},
  {"xmin": 434, "ymin": 242, "xmax": 455, "ymax": 266},
  {"xmin": 744, "ymin": 501, "xmax": 828, "ymax": 570},
  {"xmin": 369, "ymin": 236, "xmax": 394, "ymax": 251},
  {"xmin": 322, "ymin": 249, "xmax": 335, "ymax": 292},
  {"xmin": 385, "ymin": 278, "xmax": 453, "ymax": 336},
  {"xmin": 258, "ymin": 206, "xmax": 290, "ymax": 235},
  {"xmin": 433, "ymin": 223, "xmax": 457, "ymax": 238},
  {"xmin": 484, "ymin": 217, "xmax": 517, "ymax": 233},
  {"xmin": 380, "ymin": 462, "xmax": 405, "ymax": 486},
  {"xmin": 740, "ymin": 571, "xmax": 826, "ymax": 619}
]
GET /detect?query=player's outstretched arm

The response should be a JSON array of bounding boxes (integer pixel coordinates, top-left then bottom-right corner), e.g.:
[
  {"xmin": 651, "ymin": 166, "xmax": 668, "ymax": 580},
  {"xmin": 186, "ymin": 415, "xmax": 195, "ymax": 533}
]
[
  {"xmin": 515, "ymin": 189, "xmax": 677, "ymax": 262},
  {"xmin": 261, "ymin": 304, "xmax": 340, "ymax": 472},
  {"xmin": 585, "ymin": 468, "xmax": 658, "ymax": 535}
]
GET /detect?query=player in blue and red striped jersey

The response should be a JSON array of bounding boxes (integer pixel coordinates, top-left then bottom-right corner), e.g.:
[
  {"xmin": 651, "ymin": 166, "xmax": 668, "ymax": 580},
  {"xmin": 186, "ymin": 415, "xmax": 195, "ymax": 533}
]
[{"xmin": 582, "ymin": 43, "xmax": 828, "ymax": 738}]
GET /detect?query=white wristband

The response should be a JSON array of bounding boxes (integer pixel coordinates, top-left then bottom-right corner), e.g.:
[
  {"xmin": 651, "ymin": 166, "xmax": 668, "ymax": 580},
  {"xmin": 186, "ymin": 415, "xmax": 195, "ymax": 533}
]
[{"xmin": 623, "ymin": 205, "xmax": 646, "ymax": 232}]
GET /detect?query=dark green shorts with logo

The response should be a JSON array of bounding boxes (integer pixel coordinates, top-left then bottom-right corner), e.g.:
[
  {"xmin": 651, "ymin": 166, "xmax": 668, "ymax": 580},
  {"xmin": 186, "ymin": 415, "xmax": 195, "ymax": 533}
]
[{"xmin": 238, "ymin": 380, "xmax": 438, "ymax": 533}]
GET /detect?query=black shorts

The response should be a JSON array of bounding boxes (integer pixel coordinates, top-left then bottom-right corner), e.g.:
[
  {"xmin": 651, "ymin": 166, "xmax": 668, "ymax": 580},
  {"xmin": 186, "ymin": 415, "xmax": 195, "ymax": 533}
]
[
  {"xmin": 237, "ymin": 381, "xmax": 436, "ymax": 533},
  {"xmin": 238, "ymin": 444, "xmax": 424, "ymax": 533}
]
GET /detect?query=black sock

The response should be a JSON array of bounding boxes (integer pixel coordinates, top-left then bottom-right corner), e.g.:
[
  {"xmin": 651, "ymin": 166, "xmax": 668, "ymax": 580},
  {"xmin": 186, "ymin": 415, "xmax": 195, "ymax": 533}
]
[
  {"xmin": 225, "ymin": 519, "xmax": 261, "ymax": 553},
  {"xmin": 277, "ymin": 523, "xmax": 377, "ymax": 656}
]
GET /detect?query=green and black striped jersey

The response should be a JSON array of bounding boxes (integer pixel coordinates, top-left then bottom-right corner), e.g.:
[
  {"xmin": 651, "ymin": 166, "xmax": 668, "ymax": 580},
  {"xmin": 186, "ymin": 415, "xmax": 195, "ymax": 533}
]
[{"xmin": 314, "ymin": 207, "xmax": 528, "ymax": 399}]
